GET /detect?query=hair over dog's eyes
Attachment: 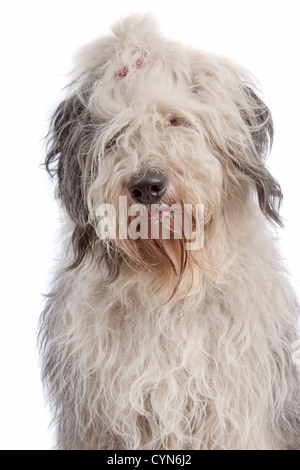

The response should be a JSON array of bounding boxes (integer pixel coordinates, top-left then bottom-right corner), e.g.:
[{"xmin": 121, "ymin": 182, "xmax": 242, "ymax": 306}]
[
  {"xmin": 169, "ymin": 117, "xmax": 182, "ymax": 127},
  {"xmin": 105, "ymin": 136, "xmax": 117, "ymax": 151},
  {"xmin": 168, "ymin": 117, "xmax": 190, "ymax": 128},
  {"xmin": 104, "ymin": 129, "xmax": 125, "ymax": 151}
]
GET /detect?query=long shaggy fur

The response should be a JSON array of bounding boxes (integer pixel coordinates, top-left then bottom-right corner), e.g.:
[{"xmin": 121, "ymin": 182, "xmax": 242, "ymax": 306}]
[{"xmin": 40, "ymin": 15, "xmax": 300, "ymax": 449}]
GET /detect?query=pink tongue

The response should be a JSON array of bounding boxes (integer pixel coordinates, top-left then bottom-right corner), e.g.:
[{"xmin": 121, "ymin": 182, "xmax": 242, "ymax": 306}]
[{"xmin": 148, "ymin": 210, "xmax": 170, "ymax": 219}]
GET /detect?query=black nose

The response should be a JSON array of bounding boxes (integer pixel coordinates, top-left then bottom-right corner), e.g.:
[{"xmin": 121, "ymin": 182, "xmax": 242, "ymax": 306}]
[{"xmin": 127, "ymin": 171, "xmax": 168, "ymax": 204}]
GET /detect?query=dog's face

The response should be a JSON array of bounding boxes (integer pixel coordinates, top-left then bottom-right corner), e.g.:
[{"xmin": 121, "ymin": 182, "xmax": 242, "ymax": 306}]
[{"xmin": 46, "ymin": 16, "xmax": 282, "ymax": 298}]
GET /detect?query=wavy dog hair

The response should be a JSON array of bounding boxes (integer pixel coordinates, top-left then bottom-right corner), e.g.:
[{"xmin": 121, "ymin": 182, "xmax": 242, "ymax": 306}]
[{"xmin": 40, "ymin": 15, "xmax": 300, "ymax": 450}]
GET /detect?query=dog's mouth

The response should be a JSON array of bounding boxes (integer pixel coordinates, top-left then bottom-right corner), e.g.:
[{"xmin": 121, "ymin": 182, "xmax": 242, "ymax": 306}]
[{"xmin": 101, "ymin": 189, "xmax": 202, "ymax": 301}]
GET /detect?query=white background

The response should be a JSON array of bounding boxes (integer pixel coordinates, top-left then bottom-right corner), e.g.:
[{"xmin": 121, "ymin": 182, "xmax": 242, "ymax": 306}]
[{"xmin": 0, "ymin": 0, "xmax": 299, "ymax": 450}]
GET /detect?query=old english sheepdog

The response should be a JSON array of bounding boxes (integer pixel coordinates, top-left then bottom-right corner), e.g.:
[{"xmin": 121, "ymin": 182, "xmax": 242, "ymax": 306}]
[{"xmin": 39, "ymin": 15, "xmax": 300, "ymax": 450}]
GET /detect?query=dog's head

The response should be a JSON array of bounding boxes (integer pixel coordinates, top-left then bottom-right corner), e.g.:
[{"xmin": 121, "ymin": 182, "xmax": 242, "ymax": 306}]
[{"xmin": 46, "ymin": 15, "xmax": 282, "ymax": 298}]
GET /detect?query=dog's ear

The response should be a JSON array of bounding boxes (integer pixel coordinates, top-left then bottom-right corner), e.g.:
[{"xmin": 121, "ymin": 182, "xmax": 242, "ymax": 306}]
[
  {"xmin": 236, "ymin": 86, "xmax": 283, "ymax": 226},
  {"xmin": 46, "ymin": 90, "xmax": 91, "ymax": 223},
  {"xmin": 45, "ymin": 87, "xmax": 98, "ymax": 268}
]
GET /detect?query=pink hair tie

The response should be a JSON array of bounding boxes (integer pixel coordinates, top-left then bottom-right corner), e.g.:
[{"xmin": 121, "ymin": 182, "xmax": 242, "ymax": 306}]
[
  {"xmin": 114, "ymin": 50, "xmax": 148, "ymax": 79},
  {"xmin": 114, "ymin": 65, "xmax": 129, "ymax": 79}
]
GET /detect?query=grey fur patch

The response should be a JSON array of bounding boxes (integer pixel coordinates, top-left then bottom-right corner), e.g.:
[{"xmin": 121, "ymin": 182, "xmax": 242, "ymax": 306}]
[
  {"xmin": 239, "ymin": 86, "xmax": 283, "ymax": 226},
  {"xmin": 45, "ymin": 87, "xmax": 95, "ymax": 223}
]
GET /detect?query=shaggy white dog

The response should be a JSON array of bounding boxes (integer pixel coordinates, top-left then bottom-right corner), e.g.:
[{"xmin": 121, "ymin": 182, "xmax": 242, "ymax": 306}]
[{"xmin": 40, "ymin": 15, "xmax": 300, "ymax": 450}]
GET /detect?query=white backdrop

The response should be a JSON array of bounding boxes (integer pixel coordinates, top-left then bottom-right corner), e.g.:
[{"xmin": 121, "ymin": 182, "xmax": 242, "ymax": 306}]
[{"xmin": 0, "ymin": 0, "xmax": 299, "ymax": 450}]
